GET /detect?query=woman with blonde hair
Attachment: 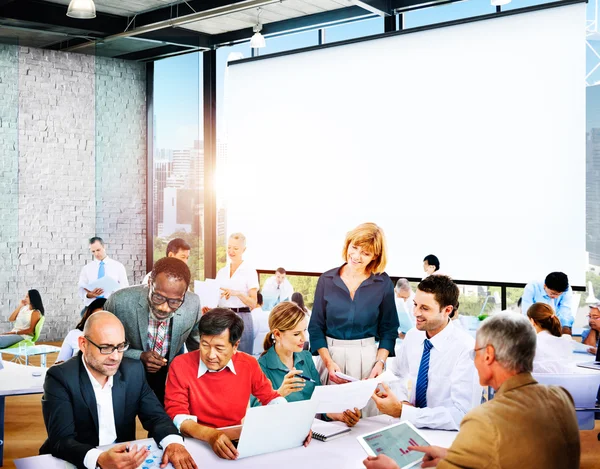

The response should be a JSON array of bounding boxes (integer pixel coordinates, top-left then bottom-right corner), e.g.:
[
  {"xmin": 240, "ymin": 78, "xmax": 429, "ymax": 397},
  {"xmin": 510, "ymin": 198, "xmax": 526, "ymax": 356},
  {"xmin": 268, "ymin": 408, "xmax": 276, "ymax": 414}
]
[
  {"xmin": 251, "ymin": 302, "xmax": 361, "ymax": 426},
  {"xmin": 527, "ymin": 303, "xmax": 574, "ymax": 373},
  {"xmin": 308, "ymin": 223, "xmax": 399, "ymax": 388}
]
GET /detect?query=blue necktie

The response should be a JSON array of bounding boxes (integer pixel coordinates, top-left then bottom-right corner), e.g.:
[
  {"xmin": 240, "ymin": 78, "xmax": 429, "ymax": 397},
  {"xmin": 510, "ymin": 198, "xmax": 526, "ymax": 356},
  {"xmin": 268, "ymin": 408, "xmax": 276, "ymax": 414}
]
[
  {"xmin": 415, "ymin": 339, "xmax": 433, "ymax": 408},
  {"xmin": 97, "ymin": 261, "xmax": 105, "ymax": 298}
]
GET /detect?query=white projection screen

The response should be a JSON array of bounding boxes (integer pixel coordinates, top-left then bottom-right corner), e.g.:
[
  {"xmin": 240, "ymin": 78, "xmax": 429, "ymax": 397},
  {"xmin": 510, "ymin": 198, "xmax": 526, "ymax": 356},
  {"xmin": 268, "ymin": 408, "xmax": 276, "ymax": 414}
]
[{"xmin": 223, "ymin": 3, "xmax": 586, "ymax": 285}]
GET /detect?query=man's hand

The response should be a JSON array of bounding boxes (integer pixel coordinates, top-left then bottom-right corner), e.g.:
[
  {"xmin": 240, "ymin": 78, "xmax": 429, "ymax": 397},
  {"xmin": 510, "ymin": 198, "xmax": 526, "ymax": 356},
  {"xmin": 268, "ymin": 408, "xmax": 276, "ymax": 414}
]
[
  {"xmin": 588, "ymin": 346, "xmax": 598, "ymax": 355},
  {"xmin": 371, "ymin": 383, "xmax": 402, "ymax": 418},
  {"xmin": 277, "ymin": 369, "xmax": 305, "ymax": 397},
  {"xmin": 85, "ymin": 288, "xmax": 104, "ymax": 299},
  {"xmin": 201, "ymin": 306, "xmax": 211, "ymax": 315},
  {"xmin": 161, "ymin": 443, "xmax": 197, "ymax": 469},
  {"xmin": 303, "ymin": 430, "xmax": 312, "ymax": 447},
  {"xmin": 140, "ymin": 350, "xmax": 167, "ymax": 373},
  {"xmin": 368, "ymin": 360, "xmax": 385, "ymax": 379},
  {"xmin": 326, "ymin": 361, "xmax": 349, "ymax": 384},
  {"xmin": 363, "ymin": 454, "xmax": 400, "ymax": 469},
  {"xmin": 561, "ymin": 326, "xmax": 572, "ymax": 336},
  {"xmin": 208, "ymin": 429, "xmax": 239, "ymax": 460},
  {"xmin": 408, "ymin": 445, "xmax": 448, "ymax": 468},
  {"xmin": 329, "ymin": 407, "xmax": 361, "ymax": 427},
  {"xmin": 97, "ymin": 443, "xmax": 148, "ymax": 469}
]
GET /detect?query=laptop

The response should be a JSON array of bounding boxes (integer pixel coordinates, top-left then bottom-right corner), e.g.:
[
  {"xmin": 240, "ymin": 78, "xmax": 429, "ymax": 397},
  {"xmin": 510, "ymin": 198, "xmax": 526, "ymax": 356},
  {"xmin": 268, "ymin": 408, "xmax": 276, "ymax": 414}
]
[
  {"xmin": 227, "ymin": 399, "xmax": 318, "ymax": 459},
  {"xmin": 576, "ymin": 344, "xmax": 600, "ymax": 371}
]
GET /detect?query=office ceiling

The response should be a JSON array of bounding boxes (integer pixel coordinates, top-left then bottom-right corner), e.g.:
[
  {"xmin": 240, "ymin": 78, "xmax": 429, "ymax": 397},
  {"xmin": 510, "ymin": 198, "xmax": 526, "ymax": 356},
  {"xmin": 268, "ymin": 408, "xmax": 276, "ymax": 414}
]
[{"xmin": 0, "ymin": 0, "xmax": 454, "ymax": 61}]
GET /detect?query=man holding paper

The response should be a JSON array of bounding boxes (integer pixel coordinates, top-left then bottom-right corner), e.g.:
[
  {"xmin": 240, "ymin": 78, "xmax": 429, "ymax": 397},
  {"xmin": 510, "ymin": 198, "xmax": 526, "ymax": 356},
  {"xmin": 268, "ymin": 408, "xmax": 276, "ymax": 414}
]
[
  {"xmin": 78, "ymin": 237, "xmax": 128, "ymax": 313},
  {"xmin": 372, "ymin": 275, "xmax": 479, "ymax": 431}
]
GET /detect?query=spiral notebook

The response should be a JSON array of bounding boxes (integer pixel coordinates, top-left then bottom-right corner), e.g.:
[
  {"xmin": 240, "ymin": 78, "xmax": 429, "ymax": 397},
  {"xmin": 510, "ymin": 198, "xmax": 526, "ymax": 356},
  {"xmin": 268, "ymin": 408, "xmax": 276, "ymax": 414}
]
[{"xmin": 311, "ymin": 418, "xmax": 351, "ymax": 442}]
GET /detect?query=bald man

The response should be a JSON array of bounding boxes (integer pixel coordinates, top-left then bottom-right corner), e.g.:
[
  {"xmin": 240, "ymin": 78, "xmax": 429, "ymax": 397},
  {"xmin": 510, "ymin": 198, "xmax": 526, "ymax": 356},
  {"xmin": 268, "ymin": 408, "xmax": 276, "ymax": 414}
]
[{"xmin": 40, "ymin": 312, "xmax": 196, "ymax": 469}]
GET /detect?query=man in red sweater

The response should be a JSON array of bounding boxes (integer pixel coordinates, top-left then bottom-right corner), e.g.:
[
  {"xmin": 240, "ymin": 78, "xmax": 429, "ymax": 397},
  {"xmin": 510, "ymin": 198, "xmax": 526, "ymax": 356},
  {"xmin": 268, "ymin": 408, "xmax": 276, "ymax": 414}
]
[{"xmin": 165, "ymin": 308, "xmax": 289, "ymax": 460}]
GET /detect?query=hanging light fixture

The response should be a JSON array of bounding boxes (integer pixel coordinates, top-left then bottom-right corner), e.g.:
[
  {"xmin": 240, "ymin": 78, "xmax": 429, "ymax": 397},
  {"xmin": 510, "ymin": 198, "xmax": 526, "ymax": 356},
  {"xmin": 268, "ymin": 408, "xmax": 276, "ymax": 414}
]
[
  {"xmin": 491, "ymin": 0, "xmax": 511, "ymax": 6},
  {"xmin": 67, "ymin": 0, "xmax": 97, "ymax": 19},
  {"xmin": 250, "ymin": 8, "xmax": 266, "ymax": 48}
]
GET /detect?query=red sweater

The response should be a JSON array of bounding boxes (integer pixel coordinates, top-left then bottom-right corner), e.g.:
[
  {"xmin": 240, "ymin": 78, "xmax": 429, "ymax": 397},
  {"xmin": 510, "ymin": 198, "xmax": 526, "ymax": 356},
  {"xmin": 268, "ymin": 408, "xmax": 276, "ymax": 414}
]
[{"xmin": 165, "ymin": 350, "xmax": 280, "ymax": 428}]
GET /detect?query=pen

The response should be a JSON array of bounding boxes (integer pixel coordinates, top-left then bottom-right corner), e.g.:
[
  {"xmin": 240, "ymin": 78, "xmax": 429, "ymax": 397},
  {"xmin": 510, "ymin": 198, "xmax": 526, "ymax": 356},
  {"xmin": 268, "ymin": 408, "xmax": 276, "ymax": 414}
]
[{"xmin": 286, "ymin": 369, "xmax": 316, "ymax": 383}]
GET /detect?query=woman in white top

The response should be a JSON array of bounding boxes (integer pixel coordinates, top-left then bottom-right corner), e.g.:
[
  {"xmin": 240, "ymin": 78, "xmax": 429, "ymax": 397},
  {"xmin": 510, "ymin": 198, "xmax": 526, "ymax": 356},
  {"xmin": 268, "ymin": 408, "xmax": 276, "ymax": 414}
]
[
  {"xmin": 214, "ymin": 233, "xmax": 259, "ymax": 354},
  {"xmin": 527, "ymin": 303, "xmax": 574, "ymax": 373},
  {"xmin": 0, "ymin": 289, "xmax": 45, "ymax": 348},
  {"xmin": 55, "ymin": 298, "xmax": 106, "ymax": 363}
]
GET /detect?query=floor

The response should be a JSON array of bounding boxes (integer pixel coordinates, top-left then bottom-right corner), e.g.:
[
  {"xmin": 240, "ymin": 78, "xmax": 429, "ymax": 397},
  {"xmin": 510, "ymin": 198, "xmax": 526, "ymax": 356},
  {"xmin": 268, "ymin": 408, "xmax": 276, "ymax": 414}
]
[{"xmin": 1, "ymin": 343, "xmax": 599, "ymax": 469}]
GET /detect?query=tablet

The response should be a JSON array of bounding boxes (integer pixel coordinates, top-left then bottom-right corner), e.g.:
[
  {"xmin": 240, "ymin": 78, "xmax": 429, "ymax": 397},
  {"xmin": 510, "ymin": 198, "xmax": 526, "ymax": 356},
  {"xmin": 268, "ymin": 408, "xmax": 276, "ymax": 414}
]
[{"xmin": 357, "ymin": 421, "xmax": 431, "ymax": 469}]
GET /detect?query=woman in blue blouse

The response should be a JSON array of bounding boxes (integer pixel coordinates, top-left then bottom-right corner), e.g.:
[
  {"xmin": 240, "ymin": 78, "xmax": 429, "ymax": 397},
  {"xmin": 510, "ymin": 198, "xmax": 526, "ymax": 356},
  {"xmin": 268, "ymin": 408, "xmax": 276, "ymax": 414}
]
[
  {"xmin": 252, "ymin": 302, "xmax": 361, "ymax": 426},
  {"xmin": 308, "ymin": 223, "xmax": 399, "ymax": 385}
]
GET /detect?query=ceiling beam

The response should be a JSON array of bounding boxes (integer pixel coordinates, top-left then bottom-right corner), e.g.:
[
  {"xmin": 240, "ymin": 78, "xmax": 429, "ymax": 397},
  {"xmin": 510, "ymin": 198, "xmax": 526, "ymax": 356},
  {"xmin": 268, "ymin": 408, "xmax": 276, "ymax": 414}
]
[
  {"xmin": 136, "ymin": 27, "xmax": 213, "ymax": 49},
  {"xmin": 115, "ymin": 44, "xmax": 197, "ymax": 61},
  {"xmin": 351, "ymin": 0, "xmax": 392, "ymax": 16}
]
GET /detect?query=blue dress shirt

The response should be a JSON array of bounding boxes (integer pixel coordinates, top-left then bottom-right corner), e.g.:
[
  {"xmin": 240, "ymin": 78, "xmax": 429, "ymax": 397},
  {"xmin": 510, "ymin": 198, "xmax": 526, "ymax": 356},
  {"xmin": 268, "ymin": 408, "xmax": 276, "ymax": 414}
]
[
  {"xmin": 250, "ymin": 347, "xmax": 321, "ymax": 407},
  {"xmin": 521, "ymin": 281, "xmax": 574, "ymax": 327},
  {"xmin": 308, "ymin": 265, "xmax": 399, "ymax": 354}
]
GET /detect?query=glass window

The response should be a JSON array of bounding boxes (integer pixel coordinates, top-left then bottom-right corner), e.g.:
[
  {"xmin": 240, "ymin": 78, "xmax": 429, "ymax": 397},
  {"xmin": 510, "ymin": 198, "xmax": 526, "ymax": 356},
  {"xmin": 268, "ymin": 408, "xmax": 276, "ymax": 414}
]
[
  {"xmin": 262, "ymin": 29, "xmax": 319, "ymax": 56},
  {"xmin": 153, "ymin": 53, "xmax": 204, "ymax": 282},
  {"xmin": 404, "ymin": 0, "xmax": 494, "ymax": 29},
  {"xmin": 324, "ymin": 17, "xmax": 384, "ymax": 43}
]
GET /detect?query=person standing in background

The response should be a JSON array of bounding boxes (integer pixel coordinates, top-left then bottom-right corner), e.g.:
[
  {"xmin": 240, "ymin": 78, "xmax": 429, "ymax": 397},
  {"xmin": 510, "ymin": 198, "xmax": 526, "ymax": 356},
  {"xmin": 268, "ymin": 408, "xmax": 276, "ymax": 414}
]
[
  {"xmin": 78, "ymin": 237, "xmax": 128, "ymax": 315},
  {"xmin": 142, "ymin": 238, "xmax": 191, "ymax": 285},
  {"xmin": 262, "ymin": 267, "xmax": 294, "ymax": 310}
]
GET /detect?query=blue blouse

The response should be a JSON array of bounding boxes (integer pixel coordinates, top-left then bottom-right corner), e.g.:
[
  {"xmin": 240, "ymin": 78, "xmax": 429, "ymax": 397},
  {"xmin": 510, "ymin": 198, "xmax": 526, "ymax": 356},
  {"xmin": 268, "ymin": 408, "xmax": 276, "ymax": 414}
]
[
  {"xmin": 251, "ymin": 347, "xmax": 321, "ymax": 406},
  {"xmin": 308, "ymin": 265, "xmax": 399, "ymax": 354}
]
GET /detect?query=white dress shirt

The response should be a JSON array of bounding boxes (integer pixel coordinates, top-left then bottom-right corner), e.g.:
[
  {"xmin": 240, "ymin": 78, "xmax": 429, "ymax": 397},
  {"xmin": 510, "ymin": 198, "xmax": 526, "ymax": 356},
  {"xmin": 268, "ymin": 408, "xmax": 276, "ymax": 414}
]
[
  {"xmin": 57, "ymin": 329, "xmax": 83, "ymax": 362},
  {"xmin": 215, "ymin": 261, "xmax": 259, "ymax": 309},
  {"xmin": 78, "ymin": 257, "xmax": 129, "ymax": 307},
  {"xmin": 81, "ymin": 357, "xmax": 183, "ymax": 469},
  {"xmin": 389, "ymin": 319, "xmax": 480, "ymax": 431},
  {"xmin": 262, "ymin": 277, "xmax": 294, "ymax": 306},
  {"xmin": 533, "ymin": 330, "xmax": 575, "ymax": 373}
]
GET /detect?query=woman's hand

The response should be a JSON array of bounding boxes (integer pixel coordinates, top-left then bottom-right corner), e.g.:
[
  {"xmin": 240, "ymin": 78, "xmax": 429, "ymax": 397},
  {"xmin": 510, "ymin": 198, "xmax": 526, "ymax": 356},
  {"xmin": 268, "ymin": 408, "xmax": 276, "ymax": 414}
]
[
  {"xmin": 368, "ymin": 360, "xmax": 385, "ymax": 379},
  {"xmin": 277, "ymin": 369, "xmax": 305, "ymax": 397},
  {"xmin": 19, "ymin": 298, "xmax": 27, "ymax": 307},
  {"xmin": 326, "ymin": 361, "xmax": 349, "ymax": 384},
  {"xmin": 329, "ymin": 408, "xmax": 361, "ymax": 427},
  {"xmin": 220, "ymin": 288, "xmax": 241, "ymax": 300}
]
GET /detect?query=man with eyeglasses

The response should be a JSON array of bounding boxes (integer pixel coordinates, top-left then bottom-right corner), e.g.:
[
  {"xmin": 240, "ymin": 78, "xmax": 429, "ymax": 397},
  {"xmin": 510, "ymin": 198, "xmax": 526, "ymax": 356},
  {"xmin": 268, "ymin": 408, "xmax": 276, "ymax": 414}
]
[
  {"xmin": 105, "ymin": 257, "xmax": 201, "ymax": 404},
  {"xmin": 41, "ymin": 311, "xmax": 197, "ymax": 469},
  {"xmin": 371, "ymin": 275, "xmax": 479, "ymax": 431},
  {"xmin": 582, "ymin": 302, "xmax": 600, "ymax": 355},
  {"xmin": 363, "ymin": 313, "xmax": 580, "ymax": 469}
]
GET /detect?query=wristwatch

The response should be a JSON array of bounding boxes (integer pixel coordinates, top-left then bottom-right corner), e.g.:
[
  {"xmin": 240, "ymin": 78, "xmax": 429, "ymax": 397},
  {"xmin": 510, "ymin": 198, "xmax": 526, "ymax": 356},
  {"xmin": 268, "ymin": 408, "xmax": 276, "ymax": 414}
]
[{"xmin": 375, "ymin": 359, "xmax": 386, "ymax": 369}]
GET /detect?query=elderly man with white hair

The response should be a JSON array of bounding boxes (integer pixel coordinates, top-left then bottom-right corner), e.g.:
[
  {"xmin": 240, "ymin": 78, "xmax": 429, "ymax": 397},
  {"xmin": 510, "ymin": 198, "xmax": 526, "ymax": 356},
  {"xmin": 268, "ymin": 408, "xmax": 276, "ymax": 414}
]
[{"xmin": 364, "ymin": 313, "xmax": 580, "ymax": 469}]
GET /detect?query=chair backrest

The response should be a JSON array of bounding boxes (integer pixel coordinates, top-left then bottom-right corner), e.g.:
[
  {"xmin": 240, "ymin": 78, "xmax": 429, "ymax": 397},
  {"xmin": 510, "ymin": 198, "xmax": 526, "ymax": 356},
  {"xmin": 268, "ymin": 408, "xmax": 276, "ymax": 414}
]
[
  {"xmin": 31, "ymin": 315, "xmax": 45, "ymax": 342},
  {"xmin": 571, "ymin": 293, "xmax": 588, "ymax": 328}
]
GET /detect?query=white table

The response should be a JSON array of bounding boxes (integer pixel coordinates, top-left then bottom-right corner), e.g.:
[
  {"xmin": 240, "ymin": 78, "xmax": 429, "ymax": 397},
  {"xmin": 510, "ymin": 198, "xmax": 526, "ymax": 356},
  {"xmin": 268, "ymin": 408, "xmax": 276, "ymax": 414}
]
[
  {"xmin": 15, "ymin": 415, "xmax": 458, "ymax": 469},
  {"xmin": 0, "ymin": 361, "xmax": 47, "ymax": 466},
  {"xmin": 1, "ymin": 344, "xmax": 60, "ymax": 367}
]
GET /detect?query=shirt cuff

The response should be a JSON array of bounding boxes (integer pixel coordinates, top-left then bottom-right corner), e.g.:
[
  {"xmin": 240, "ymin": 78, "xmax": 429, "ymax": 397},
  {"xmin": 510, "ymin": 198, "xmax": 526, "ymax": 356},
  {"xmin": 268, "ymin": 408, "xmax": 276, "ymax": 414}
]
[
  {"xmin": 173, "ymin": 414, "xmax": 197, "ymax": 431},
  {"xmin": 83, "ymin": 448, "xmax": 103, "ymax": 469},
  {"xmin": 399, "ymin": 403, "xmax": 419, "ymax": 423},
  {"xmin": 159, "ymin": 434, "xmax": 185, "ymax": 449},
  {"xmin": 268, "ymin": 396, "xmax": 287, "ymax": 405}
]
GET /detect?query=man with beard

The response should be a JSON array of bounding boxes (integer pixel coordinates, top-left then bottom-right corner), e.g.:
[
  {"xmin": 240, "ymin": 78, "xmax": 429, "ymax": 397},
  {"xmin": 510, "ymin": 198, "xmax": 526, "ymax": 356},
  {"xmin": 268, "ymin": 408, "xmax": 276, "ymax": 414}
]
[
  {"xmin": 371, "ymin": 275, "xmax": 479, "ymax": 431},
  {"xmin": 105, "ymin": 257, "xmax": 201, "ymax": 403},
  {"xmin": 40, "ymin": 312, "xmax": 197, "ymax": 469}
]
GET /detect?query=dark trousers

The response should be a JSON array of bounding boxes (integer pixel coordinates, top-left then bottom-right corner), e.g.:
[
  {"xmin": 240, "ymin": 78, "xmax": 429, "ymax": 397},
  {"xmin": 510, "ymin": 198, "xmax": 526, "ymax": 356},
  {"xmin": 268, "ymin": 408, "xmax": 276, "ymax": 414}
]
[{"xmin": 146, "ymin": 364, "xmax": 169, "ymax": 406}]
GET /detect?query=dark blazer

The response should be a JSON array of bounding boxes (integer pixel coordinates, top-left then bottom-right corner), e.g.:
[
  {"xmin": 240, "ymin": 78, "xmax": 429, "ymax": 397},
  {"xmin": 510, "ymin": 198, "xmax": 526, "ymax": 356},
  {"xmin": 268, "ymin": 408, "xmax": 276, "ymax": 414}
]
[
  {"xmin": 40, "ymin": 355, "xmax": 180, "ymax": 469},
  {"xmin": 104, "ymin": 285, "xmax": 201, "ymax": 364}
]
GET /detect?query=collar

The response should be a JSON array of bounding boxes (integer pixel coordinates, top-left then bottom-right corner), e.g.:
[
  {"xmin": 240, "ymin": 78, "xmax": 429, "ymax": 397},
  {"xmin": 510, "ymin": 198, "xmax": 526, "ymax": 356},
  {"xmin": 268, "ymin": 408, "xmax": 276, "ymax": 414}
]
[
  {"xmin": 495, "ymin": 372, "xmax": 537, "ymax": 397},
  {"xmin": 415, "ymin": 318, "xmax": 454, "ymax": 353},
  {"xmin": 198, "ymin": 356, "xmax": 237, "ymax": 378},
  {"xmin": 263, "ymin": 346, "xmax": 306, "ymax": 371},
  {"xmin": 82, "ymin": 355, "xmax": 114, "ymax": 390},
  {"xmin": 92, "ymin": 256, "xmax": 110, "ymax": 264}
]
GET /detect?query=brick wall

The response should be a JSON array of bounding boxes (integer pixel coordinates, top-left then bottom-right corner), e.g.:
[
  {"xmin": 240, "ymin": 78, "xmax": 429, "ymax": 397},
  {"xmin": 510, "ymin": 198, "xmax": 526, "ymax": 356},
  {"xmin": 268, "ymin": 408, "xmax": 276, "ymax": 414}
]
[{"xmin": 0, "ymin": 46, "xmax": 146, "ymax": 341}]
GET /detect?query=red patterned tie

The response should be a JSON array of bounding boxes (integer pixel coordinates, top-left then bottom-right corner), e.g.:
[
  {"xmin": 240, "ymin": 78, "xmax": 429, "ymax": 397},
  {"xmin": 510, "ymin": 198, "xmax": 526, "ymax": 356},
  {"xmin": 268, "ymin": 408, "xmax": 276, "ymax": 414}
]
[{"xmin": 153, "ymin": 321, "xmax": 166, "ymax": 355}]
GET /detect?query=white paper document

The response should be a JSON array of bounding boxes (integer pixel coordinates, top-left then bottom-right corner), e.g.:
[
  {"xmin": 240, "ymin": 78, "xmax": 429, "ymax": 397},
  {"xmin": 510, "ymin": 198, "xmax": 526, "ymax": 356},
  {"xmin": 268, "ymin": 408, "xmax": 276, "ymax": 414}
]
[
  {"xmin": 312, "ymin": 379, "xmax": 379, "ymax": 413},
  {"xmin": 86, "ymin": 276, "xmax": 121, "ymax": 295},
  {"xmin": 194, "ymin": 279, "xmax": 221, "ymax": 308}
]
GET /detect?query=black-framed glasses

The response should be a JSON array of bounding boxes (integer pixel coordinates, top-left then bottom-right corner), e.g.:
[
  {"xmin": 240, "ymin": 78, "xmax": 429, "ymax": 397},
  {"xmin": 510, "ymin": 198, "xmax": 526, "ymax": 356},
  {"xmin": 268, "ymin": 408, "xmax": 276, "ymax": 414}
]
[
  {"xmin": 469, "ymin": 346, "xmax": 487, "ymax": 360},
  {"xmin": 150, "ymin": 283, "xmax": 185, "ymax": 310},
  {"xmin": 85, "ymin": 336, "xmax": 129, "ymax": 355}
]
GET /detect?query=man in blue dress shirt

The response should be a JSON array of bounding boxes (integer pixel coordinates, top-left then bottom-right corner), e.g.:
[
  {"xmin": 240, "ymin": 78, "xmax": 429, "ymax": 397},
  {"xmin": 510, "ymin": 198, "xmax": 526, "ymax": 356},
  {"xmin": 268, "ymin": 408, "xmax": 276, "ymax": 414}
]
[{"xmin": 521, "ymin": 272, "xmax": 574, "ymax": 335}]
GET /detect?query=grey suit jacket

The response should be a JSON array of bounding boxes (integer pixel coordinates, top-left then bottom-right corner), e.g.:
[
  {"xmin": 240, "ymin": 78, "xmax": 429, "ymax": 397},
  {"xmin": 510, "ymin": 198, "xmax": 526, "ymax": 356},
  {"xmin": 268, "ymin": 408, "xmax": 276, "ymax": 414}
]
[{"xmin": 104, "ymin": 285, "xmax": 201, "ymax": 364}]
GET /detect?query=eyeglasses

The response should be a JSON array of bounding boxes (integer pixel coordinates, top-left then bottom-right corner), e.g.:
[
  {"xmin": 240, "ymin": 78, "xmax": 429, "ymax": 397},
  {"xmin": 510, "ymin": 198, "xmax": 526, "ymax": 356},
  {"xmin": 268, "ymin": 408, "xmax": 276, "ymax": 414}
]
[
  {"xmin": 85, "ymin": 336, "xmax": 129, "ymax": 355},
  {"xmin": 150, "ymin": 283, "xmax": 185, "ymax": 310},
  {"xmin": 469, "ymin": 346, "xmax": 487, "ymax": 360}
]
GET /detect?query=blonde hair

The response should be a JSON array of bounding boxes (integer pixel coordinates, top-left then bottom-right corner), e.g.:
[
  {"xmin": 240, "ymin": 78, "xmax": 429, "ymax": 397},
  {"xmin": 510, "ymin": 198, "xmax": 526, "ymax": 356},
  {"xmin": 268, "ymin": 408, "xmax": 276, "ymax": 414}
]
[
  {"xmin": 262, "ymin": 301, "xmax": 307, "ymax": 356},
  {"xmin": 229, "ymin": 232, "xmax": 246, "ymax": 246},
  {"xmin": 527, "ymin": 303, "xmax": 562, "ymax": 337},
  {"xmin": 342, "ymin": 222, "xmax": 387, "ymax": 274}
]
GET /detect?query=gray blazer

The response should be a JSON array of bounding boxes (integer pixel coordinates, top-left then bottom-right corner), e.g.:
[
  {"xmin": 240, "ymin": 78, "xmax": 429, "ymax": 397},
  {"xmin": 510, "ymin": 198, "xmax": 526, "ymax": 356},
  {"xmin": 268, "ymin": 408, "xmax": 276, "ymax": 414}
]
[{"xmin": 104, "ymin": 285, "xmax": 201, "ymax": 364}]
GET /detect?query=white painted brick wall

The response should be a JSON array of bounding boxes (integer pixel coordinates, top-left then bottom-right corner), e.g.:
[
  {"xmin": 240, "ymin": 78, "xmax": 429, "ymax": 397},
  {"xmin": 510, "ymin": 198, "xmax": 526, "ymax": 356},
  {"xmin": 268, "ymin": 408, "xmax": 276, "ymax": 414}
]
[{"xmin": 0, "ymin": 46, "xmax": 146, "ymax": 341}]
